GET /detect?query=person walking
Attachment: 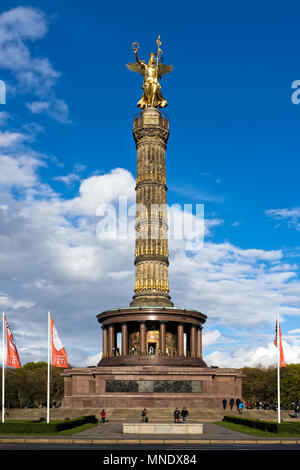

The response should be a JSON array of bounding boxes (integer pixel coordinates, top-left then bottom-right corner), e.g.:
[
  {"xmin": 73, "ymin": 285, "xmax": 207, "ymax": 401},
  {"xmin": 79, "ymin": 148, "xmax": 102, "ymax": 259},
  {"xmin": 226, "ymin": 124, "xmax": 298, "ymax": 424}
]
[
  {"xmin": 100, "ymin": 409, "xmax": 106, "ymax": 423},
  {"xmin": 238, "ymin": 401, "xmax": 244, "ymax": 414},
  {"xmin": 294, "ymin": 401, "xmax": 300, "ymax": 418},
  {"xmin": 222, "ymin": 399, "xmax": 227, "ymax": 410},
  {"xmin": 174, "ymin": 408, "xmax": 180, "ymax": 423},
  {"xmin": 181, "ymin": 407, "xmax": 189, "ymax": 422},
  {"xmin": 229, "ymin": 398, "xmax": 234, "ymax": 410},
  {"xmin": 141, "ymin": 408, "xmax": 148, "ymax": 422},
  {"xmin": 236, "ymin": 398, "xmax": 240, "ymax": 410}
]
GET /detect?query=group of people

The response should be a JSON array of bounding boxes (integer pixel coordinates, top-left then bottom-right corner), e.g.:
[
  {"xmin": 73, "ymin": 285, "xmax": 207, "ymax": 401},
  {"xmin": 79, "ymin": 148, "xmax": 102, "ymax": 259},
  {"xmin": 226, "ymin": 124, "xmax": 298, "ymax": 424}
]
[
  {"xmin": 174, "ymin": 407, "xmax": 189, "ymax": 423},
  {"xmin": 99, "ymin": 407, "xmax": 190, "ymax": 424},
  {"xmin": 141, "ymin": 406, "xmax": 189, "ymax": 423},
  {"xmin": 222, "ymin": 398, "xmax": 245, "ymax": 413},
  {"xmin": 101, "ymin": 400, "xmax": 300, "ymax": 425},
  {"xmin": 222, "ymin": 398, "xmax": 300, "ymax": 417}
]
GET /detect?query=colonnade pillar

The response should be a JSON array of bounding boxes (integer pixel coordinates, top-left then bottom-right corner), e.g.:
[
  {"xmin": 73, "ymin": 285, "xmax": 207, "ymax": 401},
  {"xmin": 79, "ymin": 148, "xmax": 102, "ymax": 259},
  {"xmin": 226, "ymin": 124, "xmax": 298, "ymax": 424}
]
[
  {"xmin": 121, "ymin": 323, "xmax": 128, "ymax": 356},
  {"xmin": 102, "ymin": 326, "xmax": 108, "ymax": 358},
  {"xmin": 177, "ymin": 324, "xmax": 184, "ymax": 357},
  {"xmin": 108, "ymin": 324, "xmax": 115, "ymax": 357},
  {"xmin": 197, "ymin": 327, "xmax": 203, "ymax": 358},
  {"xmin": 139, "ymin": 321, "xmax": 146, "ymax": 355},
  {"xmin": 159, "ymin": 321, "xmax": 166, "ymax": 355},
  {"xmin": 190, "ymin": 325, "xmax": 196, "ymax": 357}
]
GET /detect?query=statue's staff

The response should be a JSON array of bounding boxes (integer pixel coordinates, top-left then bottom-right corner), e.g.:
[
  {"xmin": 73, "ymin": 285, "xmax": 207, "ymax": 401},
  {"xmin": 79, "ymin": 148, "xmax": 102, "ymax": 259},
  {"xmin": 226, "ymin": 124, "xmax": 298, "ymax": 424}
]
[
  {"xmin": 149, "ymin": 35, "xmax": 162, "ymax": 106},
  {"xmin": 156, "ymin": 35, "xmax": 162, "ymax": 79}
]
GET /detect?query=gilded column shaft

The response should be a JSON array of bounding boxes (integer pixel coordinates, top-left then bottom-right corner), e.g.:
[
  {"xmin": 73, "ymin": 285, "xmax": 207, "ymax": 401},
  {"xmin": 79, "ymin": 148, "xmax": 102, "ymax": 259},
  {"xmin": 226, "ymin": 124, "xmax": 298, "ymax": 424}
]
[{"xmin": 131, "ymin": 107, "xmax": 173, "ymax": 307}]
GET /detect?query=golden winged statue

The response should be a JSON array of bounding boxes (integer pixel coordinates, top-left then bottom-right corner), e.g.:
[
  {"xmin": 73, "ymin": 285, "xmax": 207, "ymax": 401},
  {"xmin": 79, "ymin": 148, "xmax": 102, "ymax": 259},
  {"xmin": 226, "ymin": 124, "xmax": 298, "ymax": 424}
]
[{"xmin": 126, "ymin": 36, "xmax": 173, "ymax": 109}]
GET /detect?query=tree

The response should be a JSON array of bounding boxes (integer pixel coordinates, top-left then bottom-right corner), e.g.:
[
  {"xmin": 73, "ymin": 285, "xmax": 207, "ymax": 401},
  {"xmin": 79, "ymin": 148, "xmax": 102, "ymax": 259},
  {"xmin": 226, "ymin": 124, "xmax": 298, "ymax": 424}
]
[
  {"xmin": 0, "ymin": 362, "xmax": 65, "ymax": 408},
  {"xmin": 241, "ymin": 364, "xmax": 300, "ymax": 408}
]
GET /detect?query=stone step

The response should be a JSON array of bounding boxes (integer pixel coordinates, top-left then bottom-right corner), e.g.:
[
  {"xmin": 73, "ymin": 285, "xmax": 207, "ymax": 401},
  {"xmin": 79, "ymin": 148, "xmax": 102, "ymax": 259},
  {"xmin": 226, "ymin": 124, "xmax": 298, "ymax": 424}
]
[{"xmin": 3, "ymin": 408, "xmax": 293, "ymax": 422}]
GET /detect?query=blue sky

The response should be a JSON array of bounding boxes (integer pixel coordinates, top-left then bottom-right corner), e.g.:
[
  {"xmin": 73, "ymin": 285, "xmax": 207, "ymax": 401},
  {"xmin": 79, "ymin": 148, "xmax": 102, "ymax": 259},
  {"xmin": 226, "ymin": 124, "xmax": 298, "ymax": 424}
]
[{"xmin": 0, "ymin": 1, "xmax": 300, "ymax": 367}]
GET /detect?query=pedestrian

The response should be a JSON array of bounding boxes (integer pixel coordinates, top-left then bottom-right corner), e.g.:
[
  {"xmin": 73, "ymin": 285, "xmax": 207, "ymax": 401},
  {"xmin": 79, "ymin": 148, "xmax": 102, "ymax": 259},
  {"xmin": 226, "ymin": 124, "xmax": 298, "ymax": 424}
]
[
  {"xmin": 222, "ymin": 399, "xmax": 227, "ymax": 410},
  {"xmin": 181, "ymin": 407, "xmax": 189, "ymax": 422},
  {"xmin": 174, "ymin": 408, "xmax": 180, "ymax": 423},
  {"xmin": 238, "ymin": 401, "xmax": 244, "ymax": 414},
  {"xmin": 236, "ymin": 398, "xmax": 240, "ymax": 410},
  {"xmin": 100, "ymin": 409, "xmax": 106, "ymax": 423},
  {"xmin": 229, "ymin": 398, "xmax": 234, "ymax": 410},
  {"xmin": 294, "ymin": 402, "xmax": 300, "ymax": 418},
  {"xmin": 246, "ymin": 400, "xmax": 250, "ymax": 409},
  {"xmin": 141, "ymin": 408, "xmax": 147, "ymax": 422}
]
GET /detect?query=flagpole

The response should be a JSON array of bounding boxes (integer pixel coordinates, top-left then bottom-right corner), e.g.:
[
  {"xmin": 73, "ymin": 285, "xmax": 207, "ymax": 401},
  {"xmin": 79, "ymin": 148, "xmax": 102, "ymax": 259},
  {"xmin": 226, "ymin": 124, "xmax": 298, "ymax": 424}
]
[
  {"xmin": 2, "ymin": 312, "xmax": 4, "ymax": 423},
  {"xmin": 277, "ymin": 314, "xmax": 281, "ymax": 424},
  {"xmin": 47, "ymin": 311, "xmax": 51, "ymax": 424}
]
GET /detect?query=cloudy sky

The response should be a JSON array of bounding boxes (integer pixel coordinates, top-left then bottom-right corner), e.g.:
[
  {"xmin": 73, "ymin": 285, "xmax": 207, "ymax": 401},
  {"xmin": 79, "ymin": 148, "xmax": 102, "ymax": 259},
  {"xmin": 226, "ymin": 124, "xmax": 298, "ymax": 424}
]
[{"xmin": 0, "ymin": 1, "xmax": 300, "ymax": 368}]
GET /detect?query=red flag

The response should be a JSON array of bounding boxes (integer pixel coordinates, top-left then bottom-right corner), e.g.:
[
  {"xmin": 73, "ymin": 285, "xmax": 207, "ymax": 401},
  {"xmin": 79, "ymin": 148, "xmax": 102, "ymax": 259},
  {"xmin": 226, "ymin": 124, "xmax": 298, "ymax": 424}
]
[
  {"xmin": 50, "ymin": 315, "xmax": 68, "ymax": 368},
  {"xmin": 4, "ymin": 315, "xmax": 21, "ymax": 368},
  {"xmin": 274, "ymin": 318, "xmax": 286, "ymax": 368}
]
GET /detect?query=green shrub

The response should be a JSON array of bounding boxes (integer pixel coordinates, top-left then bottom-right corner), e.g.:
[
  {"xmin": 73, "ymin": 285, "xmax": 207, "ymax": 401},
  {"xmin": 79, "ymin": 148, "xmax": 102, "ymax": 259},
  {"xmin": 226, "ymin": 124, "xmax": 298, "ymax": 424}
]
[
  {"xmin": 0, "ymin": 415, "xmax": 98, "ymax": 434},
  {"xmin": 222, "ymin": 415, "xmax": 300, "ymax": 435}
]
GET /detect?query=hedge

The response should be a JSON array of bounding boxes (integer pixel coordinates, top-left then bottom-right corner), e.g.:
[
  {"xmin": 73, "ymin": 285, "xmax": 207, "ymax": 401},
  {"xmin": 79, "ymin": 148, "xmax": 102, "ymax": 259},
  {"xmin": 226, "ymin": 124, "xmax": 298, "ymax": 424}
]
[
  {"xmin": 0, "ymin": 415, "xmax": 98, "ymax": 434},
  {"xmin": 222, "ymin": 415, "xmax": 300, "ymax": 435}
]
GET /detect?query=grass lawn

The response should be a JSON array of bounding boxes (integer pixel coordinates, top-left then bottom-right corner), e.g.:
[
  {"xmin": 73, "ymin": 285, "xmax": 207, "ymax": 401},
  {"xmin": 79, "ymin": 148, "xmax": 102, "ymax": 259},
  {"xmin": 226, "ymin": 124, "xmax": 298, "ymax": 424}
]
[
  {"xmin": 215, "ymin": 421, "xmax": 300, "ymax": 438},
  {"xmin": 50, "ymin": 421, "xmax": 98, "ymax": 436},
  {"xmin": 0, "ymin": 417, "xmax": 98, "ymax": 436}
]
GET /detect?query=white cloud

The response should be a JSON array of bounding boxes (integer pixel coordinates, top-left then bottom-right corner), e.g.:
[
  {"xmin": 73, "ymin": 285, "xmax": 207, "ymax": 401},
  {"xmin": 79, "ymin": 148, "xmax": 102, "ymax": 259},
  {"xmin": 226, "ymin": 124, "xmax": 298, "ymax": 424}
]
[
  {"xmin": 62, "ymin": 168, "xmax": 136, "ymax": 215},
  {"xmin": 79, "ymin": 353, "xmax": 102, "ymax": 367},
  {"xmin": 0, "ymin": 6, "xmax": 69, "ymax": 123},
  {"xmin": 0, "ymin": 153, "xmax": 44, "ymax": 187},
  {"xmin": 266, "ymin": 207, "xmax": 300, "ymax": 231},
  {"xmin": 53, "ymin": 173, "xmax": 80, "ymax": 186},
  {"xmin": 203, "ymin": 330, "xmax": 221, "ymax": 347},
  {"xmin": 205, "ymin": 340, "xmax": 300, "ymax": 368},
  {"xmin": 26, "ymin": 99, "xmax": 70, "ymax": 124},
  {"xmin": 0, "ymin": 294, "xmax": 35, "ymax": 310},
  {"xmin": 0, "ymin": 6, "xmax": 48, "ymax": 41},
  {"xmin": 0, "ymin": 130, "xmax": 30, "ymax": 148}
]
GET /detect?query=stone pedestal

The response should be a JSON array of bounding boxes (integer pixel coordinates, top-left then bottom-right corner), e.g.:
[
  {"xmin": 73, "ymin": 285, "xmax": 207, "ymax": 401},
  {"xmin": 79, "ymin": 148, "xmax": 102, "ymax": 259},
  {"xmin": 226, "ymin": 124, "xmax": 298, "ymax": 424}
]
[
  {"xmin": 61, "ymin": 365, "xmax": 244, "ymax": 409},
  {"xmin": 123, "ymin": 423, "xmax": 204, "ymax": 434}
]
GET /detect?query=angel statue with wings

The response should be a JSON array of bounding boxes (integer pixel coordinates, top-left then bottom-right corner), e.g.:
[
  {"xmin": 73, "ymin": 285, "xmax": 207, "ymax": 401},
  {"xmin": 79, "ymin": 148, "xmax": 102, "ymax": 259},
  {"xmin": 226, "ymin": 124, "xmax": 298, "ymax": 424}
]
[{"xmin": 126, "ymin": 36, "xmax": 173, "ymax": 109}]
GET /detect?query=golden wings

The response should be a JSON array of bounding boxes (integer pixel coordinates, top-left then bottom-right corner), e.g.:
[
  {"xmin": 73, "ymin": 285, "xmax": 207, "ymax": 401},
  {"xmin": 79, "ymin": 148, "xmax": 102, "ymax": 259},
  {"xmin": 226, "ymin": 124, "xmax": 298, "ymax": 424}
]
[{"xmin": 126, "ymin": 62, "xmax": 174, "ymax": 78}]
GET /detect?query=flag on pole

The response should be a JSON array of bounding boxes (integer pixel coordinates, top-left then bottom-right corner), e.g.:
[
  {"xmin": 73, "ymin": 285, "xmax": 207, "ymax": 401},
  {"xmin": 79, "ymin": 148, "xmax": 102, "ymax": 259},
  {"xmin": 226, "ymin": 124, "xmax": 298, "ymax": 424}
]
[
  {"xmin": 274, "ymin": 318, "xmax": 286, "ymax": 368},
  {"xmin": 50, "ymin": 315, "xmax": 68, "ymax": 368},
  {"xmin": 4, "ymin": 315, "xmax": 21, "ymax": 368}
]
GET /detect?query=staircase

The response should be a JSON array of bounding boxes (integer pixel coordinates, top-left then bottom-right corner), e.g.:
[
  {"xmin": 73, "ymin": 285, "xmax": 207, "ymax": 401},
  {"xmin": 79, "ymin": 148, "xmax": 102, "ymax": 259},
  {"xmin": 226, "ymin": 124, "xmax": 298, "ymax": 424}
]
[{"xmin": 3, "ymin": 408, "xmax": 295, "ymax": 422}]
